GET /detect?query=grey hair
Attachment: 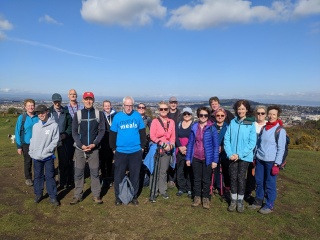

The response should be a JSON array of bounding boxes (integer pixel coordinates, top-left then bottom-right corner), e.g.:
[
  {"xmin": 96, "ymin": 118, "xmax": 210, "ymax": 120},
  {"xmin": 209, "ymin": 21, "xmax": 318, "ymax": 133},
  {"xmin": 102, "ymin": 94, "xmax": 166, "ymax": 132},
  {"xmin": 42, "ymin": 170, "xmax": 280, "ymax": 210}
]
[
  {"xmin": 254, "ymin": 105, "xmax": 267, "ymax": 114},
  {"xmin": 122, "ymin": 96, "xmax": 135, "ymax": 105}
]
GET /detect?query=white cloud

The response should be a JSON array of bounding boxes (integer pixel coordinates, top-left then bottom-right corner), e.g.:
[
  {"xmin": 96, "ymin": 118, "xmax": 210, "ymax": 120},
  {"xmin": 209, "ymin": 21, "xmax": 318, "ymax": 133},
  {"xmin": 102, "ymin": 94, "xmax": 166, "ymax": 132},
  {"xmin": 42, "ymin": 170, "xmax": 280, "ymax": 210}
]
[
  {"xmin": 294, "ymin": 0, "xmax": 320, "ymax": 16},
  {"xmin": 80, "ymin": 0, "xmax": 166, "ymax": 26},
  {"xmin": 166, "ymin": 0, "xmax": 320, "ymax": 30},
  {"xmin": 0, "ymin": 16, "xmax": 13, "ymax": 30},
  {"xmin": 0, "ymin": 88, "xmax": 10, "ymax": 92},
  {"xmin": 39, "ymin": 15, "xmax": 63, "ymax": 25}
]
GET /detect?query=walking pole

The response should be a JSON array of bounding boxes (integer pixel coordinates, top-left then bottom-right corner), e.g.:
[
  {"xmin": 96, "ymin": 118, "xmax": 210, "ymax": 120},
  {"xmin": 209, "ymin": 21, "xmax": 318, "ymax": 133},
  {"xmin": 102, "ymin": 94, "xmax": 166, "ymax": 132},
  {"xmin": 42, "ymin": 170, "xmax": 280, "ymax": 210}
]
[
  {"xmin": 219, "ymin": 162, "xmax": 224, "ymax": 202},
  {"xmin": 209, "ymin": 169, "xmax": 214, "ymax": 199}
]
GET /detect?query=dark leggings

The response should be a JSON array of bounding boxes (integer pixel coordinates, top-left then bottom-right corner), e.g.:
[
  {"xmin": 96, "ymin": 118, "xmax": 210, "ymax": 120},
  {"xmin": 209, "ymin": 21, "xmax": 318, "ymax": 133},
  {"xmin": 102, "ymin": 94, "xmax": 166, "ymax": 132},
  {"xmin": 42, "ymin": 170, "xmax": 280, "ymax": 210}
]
[{"xmin": 229, "ymin": 160, "xmax": 249, "ymax": 195}]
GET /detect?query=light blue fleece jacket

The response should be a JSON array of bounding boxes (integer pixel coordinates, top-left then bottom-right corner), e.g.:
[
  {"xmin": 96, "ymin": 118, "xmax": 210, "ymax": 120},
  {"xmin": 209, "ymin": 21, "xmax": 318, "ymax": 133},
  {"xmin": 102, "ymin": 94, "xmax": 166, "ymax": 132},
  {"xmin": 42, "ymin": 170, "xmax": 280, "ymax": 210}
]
[
  {"xmin": 255, "ymin": 123, "xmax": 286, "ymax": 165},
  {"xmin": 29, "ymin": 116, "xmax": 59, "ymax": 160},
  {"xmin": 15, "ymin": 113, "xmax": 39, "ymax": 148},
  {"xmin": 224, "ymin": 117, "xmax": 257, "ymax": 162}
]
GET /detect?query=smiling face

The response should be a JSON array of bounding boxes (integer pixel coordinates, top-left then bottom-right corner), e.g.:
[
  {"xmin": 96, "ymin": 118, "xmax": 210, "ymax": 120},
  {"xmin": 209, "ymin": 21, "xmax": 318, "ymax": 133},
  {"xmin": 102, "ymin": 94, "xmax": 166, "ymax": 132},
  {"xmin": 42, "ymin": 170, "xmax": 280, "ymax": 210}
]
[
  {"xmin": 169, "ymin": 101, "xmax": 177, "ymax": 111},
  {"xmin": 210, "ymin": 100, "xmax": 220, "ymax": 111},
  {"xmin": 103, "ymin": 101, "xmax": 111, "ymax": 114},
  {"xmin": 24, "ymin": 101, "xmax": 35, "ymax": 114},
  {"xmin": 83, "ymin": 97, "xmax": 94, "ymax": 109},
  {"xmin": 215, "ymin": 110, "xmax": 226, "ymax": 124},
  {"xmin": 198, "ymin": 110, "xmax": 209, "ymax": 124},
  {"xmin": 237, "ymin": 104, "xmax": 248, "ymax": 120},
  {"xmin": 37, "ymin": 110, "xmax": 49, "ymax": 122},
  {"xmin": 123, "ymin": 98, "xmax": 133, "ymax": 114},
  {"xmin": 255, "ymin": 107, "xmax": 266, "ymax": 123},
  {"xmin": 268, "ymin": 109, "xmax": 279, "ymax": 123},
  {"xmin": 68, "ymin": 89, "xmax": 77, "ymax": 102},
  {"xmin": 159, "ymin": 103, "xmax": 169, "ymax": 118},
  {"xmin": 137, "ymin": 104, "xmax": 146, "ymax": 116}
]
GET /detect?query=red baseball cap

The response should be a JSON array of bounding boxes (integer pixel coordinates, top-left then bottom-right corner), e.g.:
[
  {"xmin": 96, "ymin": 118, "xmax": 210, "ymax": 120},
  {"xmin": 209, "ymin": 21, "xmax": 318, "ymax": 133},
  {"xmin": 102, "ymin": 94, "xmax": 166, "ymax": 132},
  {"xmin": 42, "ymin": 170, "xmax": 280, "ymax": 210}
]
[{"xmin": 83, "ymin": 92, "xmax": 94, "ymax": 99}]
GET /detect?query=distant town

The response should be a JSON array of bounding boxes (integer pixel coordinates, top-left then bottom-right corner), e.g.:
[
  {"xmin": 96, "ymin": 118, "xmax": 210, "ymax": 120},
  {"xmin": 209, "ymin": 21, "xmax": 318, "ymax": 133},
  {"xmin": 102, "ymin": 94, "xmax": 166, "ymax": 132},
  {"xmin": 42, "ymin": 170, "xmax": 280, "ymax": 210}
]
[{"xmin": 1, "ymin": 98, "xmax": 320, "ymax": 127}]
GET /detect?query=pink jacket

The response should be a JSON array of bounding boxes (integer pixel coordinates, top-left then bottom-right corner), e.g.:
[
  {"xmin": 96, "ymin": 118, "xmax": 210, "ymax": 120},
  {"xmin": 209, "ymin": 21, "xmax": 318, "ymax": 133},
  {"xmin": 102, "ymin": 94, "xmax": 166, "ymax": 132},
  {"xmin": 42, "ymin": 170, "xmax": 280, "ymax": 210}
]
[{"xmin": 150, "ymin": 118, "xmax": 176, "ymax": 146}]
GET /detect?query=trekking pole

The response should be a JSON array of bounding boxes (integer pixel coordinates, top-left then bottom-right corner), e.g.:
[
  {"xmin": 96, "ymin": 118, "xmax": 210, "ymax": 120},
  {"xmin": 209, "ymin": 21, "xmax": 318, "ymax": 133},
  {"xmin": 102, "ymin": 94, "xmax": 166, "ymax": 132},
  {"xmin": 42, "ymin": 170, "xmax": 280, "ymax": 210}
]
[
  {"xmin": 209, "ymin": 169, "xmax": 214, "ymax": 198},
  {"xmin": 150, "ymin": 146, "xmax": 160, "ymax": 201},
  {"xmin": 219, "ymin": 162, "xmax": 224, "ymax": 202}
]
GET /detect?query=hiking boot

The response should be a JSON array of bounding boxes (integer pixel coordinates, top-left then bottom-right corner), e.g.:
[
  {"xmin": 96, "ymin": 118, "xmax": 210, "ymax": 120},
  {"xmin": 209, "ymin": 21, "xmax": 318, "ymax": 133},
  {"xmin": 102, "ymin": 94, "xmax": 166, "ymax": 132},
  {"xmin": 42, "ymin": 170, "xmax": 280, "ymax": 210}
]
[
  {"xmin": 50, "ymin": 198, "xmax": 59, "ymax": 206},
  {"xmin": 92, "ymin": 197, "xmax": 103, "ymax": 204},
  {"xmin": 202, "ymin": 197, "xmax": 210, "ymax": 209},
  {"xmin": 168, "ymin": 181, "xmax": 175, "ymax": 188},
  {"xmin": 115, "ymin": 200, "xmax": 122, "ymax": 206},
  {"xmin": 259, "ymin": 207, "xmax": 273, "ymax": 214},
  {"xmin": 34, "ymin": 195, "xmax": 42, "ymax": 203},
  {"xmin": 25, "ymin": 179, "xmax": 33, "ymax": 186},
  {"xmin": 162, "ymin": 193, "xmax": 169, "ymax": 199},
  {"xmin": 237, "ymin": 200, "xmax": 244, "ymax": 213},
  {"xmin": 131, "ymin": 198, "xmax": 139, "ymax": 206},
  {"xmin": 228, "ymin": 199, "xmax": 237, "ymax": 212},
  {"xmin": 149, "ymin": 196, "xmax": 157, "ymax": 203},
  {"xmin": 191, "ymin": 196, "xmax": 201, "ymax": 207},
  {"xmin": 176, "ymin": 190, "xmax": 184, "ymax": 196},
  {"xmin": 70, "ymin": 197, "xmax": 82, "ymax": 205},
  {"xmin": 248, "ymin": 204, "xmax": 261, "ymax": 210}
]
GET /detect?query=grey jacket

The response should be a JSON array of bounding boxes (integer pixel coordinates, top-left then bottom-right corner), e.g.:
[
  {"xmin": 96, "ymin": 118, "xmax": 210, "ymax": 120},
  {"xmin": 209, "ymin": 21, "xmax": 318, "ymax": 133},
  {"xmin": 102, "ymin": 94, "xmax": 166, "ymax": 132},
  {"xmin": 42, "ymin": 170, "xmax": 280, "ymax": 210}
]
[{"xmin": 29, "ymin": 116, "xmax": 59, "ymax": 160}]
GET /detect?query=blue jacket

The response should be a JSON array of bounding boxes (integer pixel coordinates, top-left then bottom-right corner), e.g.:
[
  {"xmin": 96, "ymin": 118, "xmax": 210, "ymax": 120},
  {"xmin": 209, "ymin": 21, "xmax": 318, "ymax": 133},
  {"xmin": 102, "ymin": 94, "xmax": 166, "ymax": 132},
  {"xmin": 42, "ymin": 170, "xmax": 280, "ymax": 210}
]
[
  {"xmin": 15, "ymin": 113, "xmax": 39, "ymax": 148},
  {"xmin": 255, "ymin": 123, "xmax": 286, "ymax": 165},
  {"xmin": 185, "ymin": 122, "xmax": 219, "ymax": 166},
  {"xmin": 213, "ymin": 122, "xmax": 228, "ymax": 160},
  {"xmin": 224, "ymin": 117, "xmax": 257, "ymax": 163}
]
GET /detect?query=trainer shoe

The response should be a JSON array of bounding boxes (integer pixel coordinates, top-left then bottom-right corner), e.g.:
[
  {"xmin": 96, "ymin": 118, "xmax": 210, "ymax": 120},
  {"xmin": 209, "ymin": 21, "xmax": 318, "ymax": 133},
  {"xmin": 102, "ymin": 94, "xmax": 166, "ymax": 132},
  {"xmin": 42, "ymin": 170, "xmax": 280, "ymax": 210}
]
[
  {"xmin": 115, "ymin": 200, "xmax": 122, "ymax": 206},
  {"xmin": 70, "ymin": 197, "xmax": 82, "ymax": 205},
  {"xmin": 149, "ymin": 196, "xmax": 156, "ymax": 203},
  {"xmin": 259, "ymin": 207, "xmax": 273, "ymax": 214},
  {"xmin": 237, "ymin": 200, "xmax": 244, "ymax": 213},
  {"xmin": 50, "ymin": 198, "xmax": 59, "ymax": 206},
  {"xmin": 25, "ymin": 179, "xmax": 33, "ymax": 186},
  {"xmin": 34, "ymin": 195, "xmax": 42, "ymax": 203},
  {"xmin": 248, "ymin": 204, "xmax": 261, "ymax": 210},
  {"xmin": 176, "ymin": 190, "xmax": 184, "ymax": 196},
  {"xmin": 187, "ymin": 191, "xmax": 192, "ymax": 198},
  {"xmin": 162, "ymin": 193, "xmax": 169, "ymax": 199},
  {"xmin": 131, "ymin": 198, "xmax": 139, "ymax": 206},
  {"xmin": 92, "ymin": 197, "xmax": 103, "ymax": 204},
  {"xmin": 228, "ymin": 199, "xmax": 237, "ymax": 212}
]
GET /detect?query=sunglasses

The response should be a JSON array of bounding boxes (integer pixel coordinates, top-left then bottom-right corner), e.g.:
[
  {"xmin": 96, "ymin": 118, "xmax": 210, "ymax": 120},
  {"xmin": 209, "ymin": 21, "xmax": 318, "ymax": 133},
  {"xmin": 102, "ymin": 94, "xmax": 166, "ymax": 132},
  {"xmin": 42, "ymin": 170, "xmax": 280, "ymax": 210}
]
[
  {"xmin": 138, "ymin": 106, "xmax": 146, "ymax": 109},
  {"xmin": 216, "ymin": 115, "xmax": 225, "ymax": 117},
  {"xmin": 183, "ymin": 112, "xmax": 191, "ymax": 116},
  {"xmin": 159, "ymin": 108, "xmax": 168, "ymax": 111},
  {"xmin": 199, "ymin": 114, "xmax": 209, "ymax": 118},
  {"xmin": 257, "ymin": 112, "xmax": 266, "ymax": 115}
]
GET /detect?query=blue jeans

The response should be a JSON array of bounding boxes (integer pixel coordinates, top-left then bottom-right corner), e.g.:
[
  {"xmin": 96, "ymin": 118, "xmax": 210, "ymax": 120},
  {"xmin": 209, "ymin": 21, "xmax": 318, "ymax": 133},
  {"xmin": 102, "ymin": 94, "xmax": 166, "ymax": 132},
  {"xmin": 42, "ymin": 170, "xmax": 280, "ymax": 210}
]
[
  {"xmin": 255, "ymin": 159, "xmax": 277, "ymax": 209},
  {"xmin": 114, "ymin": 150, "xmax": 143, "ymax": 201},
  {"xmin": 33, "ymin": 159, "xmax": 57, "ymax": 199}
]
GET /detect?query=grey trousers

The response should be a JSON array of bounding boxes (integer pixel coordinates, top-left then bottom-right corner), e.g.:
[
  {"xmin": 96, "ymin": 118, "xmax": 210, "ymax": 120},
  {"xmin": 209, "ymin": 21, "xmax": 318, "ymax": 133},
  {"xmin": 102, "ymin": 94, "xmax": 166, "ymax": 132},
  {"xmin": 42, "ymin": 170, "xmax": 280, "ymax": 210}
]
[
  {"xmin": 73, "ymin": 148, "xmax": 100, "ymax": 199},
  {"xmin": 150, "ymin": 153, "xmax": 171, "ymax": 195}
]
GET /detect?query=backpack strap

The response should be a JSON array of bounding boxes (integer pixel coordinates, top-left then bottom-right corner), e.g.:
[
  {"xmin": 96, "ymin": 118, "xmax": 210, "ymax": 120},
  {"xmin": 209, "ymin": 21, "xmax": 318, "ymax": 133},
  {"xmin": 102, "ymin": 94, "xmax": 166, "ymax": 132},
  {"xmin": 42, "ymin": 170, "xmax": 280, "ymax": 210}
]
[
  {"xmin": 274, "ymin": 126, "xmax": 283, "ymax": 145},
  {"xmin": 157, "ymin": 117, "xmax": 170, "ymax": 132},
  {"xmin": 76, "ymin": 109, "xmax": 101, "ymax": 134},
  {"xmin": 20, "ymin": 112, "xmax": 27, "ymax": 144}
]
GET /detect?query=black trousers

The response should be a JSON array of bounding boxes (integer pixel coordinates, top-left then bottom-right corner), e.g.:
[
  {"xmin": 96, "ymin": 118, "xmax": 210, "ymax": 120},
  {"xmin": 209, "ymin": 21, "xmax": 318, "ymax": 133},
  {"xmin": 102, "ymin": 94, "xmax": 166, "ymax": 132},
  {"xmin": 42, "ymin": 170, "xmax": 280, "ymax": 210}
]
[
  {"xmin": 22, "ymin": 144, "xmax": 32, "ymax": 179},
  {"xmin": 176, "ymin": 152, "xmax": 192, "ymax": 192},
  {"xmin": 192, "ymin": 157, "xmax": 212, "ymax": 198}
]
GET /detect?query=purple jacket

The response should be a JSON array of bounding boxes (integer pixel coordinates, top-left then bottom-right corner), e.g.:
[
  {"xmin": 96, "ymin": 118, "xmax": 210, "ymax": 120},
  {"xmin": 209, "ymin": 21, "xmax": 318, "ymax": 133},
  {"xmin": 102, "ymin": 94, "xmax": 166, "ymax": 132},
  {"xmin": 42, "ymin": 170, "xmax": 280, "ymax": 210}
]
[{"xmin": 186, "ymin": 121, "xmax": 219, "ymax": 166}]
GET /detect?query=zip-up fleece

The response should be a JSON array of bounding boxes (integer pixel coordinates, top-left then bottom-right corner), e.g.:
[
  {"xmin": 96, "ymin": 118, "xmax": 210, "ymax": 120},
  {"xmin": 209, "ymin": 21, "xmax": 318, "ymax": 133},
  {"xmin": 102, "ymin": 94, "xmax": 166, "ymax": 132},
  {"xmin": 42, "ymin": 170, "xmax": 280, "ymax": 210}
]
[
  {"xmin": 185, "ymin": 121, "xmax": 219, "ymax": 166},
  {"xmin": 29, "ymin": 116, "xmax": 59, "ymax": 160},
  {"xmin": 72, "ymin": 107, "xmax": 105, "ymax": 149},
  {"xmin": 15, "ymin": 113, "xmax": 39, "ymax": 148},
  {"xmin": 224, "ymin": 117, "xmax": 257, "ymax": 162}
]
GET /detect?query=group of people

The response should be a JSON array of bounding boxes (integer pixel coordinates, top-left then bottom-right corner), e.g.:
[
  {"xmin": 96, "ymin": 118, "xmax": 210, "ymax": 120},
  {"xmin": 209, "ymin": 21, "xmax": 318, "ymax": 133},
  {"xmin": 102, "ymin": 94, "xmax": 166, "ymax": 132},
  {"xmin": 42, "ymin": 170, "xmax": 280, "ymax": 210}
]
[{"xmin": 15, "ymin": 92, "xmax": 287, "ymax": 214}]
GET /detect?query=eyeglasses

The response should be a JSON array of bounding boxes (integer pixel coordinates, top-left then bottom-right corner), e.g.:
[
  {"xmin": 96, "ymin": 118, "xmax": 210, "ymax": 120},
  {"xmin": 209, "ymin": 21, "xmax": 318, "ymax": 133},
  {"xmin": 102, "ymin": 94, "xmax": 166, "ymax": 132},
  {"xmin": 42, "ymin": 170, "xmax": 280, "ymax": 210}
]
[
  {"xmin": 257, "ymin": 112, "xmax": 266, "ymax": 115},
  {"xmin": 183, "ymin": 112, "xmax": 191, "ymax": 116},
  {"xmin": 159, "ymin": 108, "xmax": 168, "ymax": 111},
  {"xmin": 216, "ymin": 115, "xmax": 225, "ymax": 117},
  {"xmin": 124, "ymin": 105, "xmax": 133, "ymax": 107},
  {"xmin": 199, "ymin": 114, "xmax": 209, "ymax": 118},
  {"xmin": 138, "ymin": 106, "xmax": 146, "ymax": 109}
]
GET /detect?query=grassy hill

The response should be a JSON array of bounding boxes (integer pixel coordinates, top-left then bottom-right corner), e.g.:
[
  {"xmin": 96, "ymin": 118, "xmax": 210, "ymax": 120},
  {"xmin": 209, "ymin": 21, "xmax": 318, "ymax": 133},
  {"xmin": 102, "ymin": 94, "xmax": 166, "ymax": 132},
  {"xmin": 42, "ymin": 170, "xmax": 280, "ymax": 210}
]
[{"xmin": 0, "ymin": 116, "xmax": 319, "ymax": 239}]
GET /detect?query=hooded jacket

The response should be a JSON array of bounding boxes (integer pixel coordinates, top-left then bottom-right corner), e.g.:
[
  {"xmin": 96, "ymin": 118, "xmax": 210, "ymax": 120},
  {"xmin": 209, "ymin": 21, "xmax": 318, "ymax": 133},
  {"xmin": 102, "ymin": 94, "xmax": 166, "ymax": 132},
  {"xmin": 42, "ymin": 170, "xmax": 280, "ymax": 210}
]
[
  {"xmin": 15, "ymin": 113, "xmax": 39, "ymax": 148},
  {"xmin": 29, "ymin": 116, "xmax": 59, "ymax": 160},
  {"xmin": 224, "ymin": 117, "xmax": 257, "ymax": 162},
  {"xmin": 185, "ymin": 121, "xmax": 219, "ymax": 166}
]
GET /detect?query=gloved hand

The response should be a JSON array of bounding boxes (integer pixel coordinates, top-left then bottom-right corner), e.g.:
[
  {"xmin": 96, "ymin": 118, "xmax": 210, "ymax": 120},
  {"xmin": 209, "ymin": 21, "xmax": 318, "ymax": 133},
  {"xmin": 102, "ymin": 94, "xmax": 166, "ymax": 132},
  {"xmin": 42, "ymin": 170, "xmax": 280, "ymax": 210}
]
[{"xmin": 271, "ymin": 165, "xmax": 280, "ymax": 176}]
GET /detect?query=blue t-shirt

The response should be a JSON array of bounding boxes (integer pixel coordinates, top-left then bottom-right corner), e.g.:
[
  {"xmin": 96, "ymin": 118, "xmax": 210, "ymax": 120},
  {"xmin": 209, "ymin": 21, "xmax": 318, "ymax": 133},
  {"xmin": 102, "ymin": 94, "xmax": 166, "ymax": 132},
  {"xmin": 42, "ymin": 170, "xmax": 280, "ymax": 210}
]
[{"xmin": 110, "ymin": 110, "xmax": 145, "ymax": 153}]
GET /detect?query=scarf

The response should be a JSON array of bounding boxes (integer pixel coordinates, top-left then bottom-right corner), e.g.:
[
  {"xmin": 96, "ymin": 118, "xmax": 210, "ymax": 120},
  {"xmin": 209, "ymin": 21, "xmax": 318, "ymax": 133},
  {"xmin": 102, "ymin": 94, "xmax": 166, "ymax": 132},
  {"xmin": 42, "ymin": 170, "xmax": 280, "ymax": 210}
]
[{"xmin": 265, "ymin": 119, "xmax": 283, "ymax": 130}]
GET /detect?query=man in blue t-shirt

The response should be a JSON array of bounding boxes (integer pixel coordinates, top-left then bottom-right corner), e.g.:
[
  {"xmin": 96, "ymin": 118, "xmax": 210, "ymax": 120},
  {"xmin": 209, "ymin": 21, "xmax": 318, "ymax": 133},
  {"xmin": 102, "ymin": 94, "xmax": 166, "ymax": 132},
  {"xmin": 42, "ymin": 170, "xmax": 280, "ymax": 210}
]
[{"xmin": 110, "ymin": 96, "xmax": 146, "ymax": 206}]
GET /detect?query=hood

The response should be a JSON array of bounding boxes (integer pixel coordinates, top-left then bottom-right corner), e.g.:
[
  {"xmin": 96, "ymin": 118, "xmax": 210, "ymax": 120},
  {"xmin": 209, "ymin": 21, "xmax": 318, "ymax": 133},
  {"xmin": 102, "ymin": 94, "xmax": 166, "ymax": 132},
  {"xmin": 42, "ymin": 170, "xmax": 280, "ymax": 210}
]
[{"xmin": 41, "ymin": 116, "xmax": 56, "ymax": 127}]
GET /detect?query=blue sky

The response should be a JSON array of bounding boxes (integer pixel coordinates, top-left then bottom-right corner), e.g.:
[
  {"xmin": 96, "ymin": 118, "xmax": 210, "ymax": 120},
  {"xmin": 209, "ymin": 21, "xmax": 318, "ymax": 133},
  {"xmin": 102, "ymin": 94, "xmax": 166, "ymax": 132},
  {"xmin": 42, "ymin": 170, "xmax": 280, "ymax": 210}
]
[{"xmin": 0, "ymin": 0, "xmax": 320, "ymax": 105}]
